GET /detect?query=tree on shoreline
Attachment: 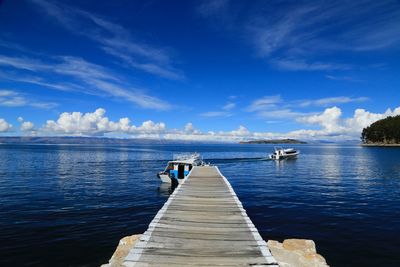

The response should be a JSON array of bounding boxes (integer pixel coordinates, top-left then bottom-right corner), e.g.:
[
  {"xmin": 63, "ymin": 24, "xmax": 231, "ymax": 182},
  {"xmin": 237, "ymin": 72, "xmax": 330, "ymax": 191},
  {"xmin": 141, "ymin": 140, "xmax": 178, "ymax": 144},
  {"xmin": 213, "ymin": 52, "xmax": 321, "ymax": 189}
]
[{"xmin": 361, "ymin": 115, "xmax": 400, "ymax": 144}]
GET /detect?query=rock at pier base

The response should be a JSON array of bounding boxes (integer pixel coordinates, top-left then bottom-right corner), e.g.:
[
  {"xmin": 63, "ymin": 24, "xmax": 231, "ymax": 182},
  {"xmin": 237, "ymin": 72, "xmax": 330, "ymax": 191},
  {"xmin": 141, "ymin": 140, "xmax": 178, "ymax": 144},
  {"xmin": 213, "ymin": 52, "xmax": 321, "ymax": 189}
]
[
  {"xmin": 102, "ymin": 235, "xmax": 329, "ymax": 267},
  {"xmin": 101, "ymin": 234, "xmax": 141, "ymax": 267},
  {"xmin": 267, "ymin": 239, "xmax": 329, "ymax": 267}
]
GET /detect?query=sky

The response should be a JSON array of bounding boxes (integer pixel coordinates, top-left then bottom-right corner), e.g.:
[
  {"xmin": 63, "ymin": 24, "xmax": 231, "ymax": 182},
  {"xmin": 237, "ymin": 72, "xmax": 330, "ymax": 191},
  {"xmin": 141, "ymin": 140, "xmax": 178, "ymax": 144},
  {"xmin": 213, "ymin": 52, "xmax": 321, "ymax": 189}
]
[{"xmin": 0, "ymin": 0, "xmax": 399, "ymax": 141}]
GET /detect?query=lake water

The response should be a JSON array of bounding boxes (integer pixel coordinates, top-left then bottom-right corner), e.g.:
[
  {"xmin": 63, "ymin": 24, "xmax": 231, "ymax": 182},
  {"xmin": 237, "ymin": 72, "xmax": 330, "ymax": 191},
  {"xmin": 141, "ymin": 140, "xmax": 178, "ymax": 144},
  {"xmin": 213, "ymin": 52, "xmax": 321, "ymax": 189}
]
[{"xmin": 0, "ymin": 144, "xmax": 399, "ymax": 266}]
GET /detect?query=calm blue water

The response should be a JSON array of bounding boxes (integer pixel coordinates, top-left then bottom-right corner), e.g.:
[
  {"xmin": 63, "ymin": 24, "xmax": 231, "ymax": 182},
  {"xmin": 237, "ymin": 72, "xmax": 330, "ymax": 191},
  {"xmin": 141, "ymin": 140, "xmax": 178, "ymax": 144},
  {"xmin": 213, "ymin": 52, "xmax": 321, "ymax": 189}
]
[{"xmin": 0, "ymin": 144, "xmax": 399, "ymax": 266}]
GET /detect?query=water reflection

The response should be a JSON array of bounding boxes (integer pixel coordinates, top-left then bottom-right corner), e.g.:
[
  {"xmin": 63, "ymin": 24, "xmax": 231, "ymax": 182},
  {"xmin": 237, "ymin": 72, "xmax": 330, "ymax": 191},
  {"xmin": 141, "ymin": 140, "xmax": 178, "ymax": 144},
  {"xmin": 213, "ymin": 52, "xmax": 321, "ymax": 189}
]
[
  {"xmin": 319, "ymin": 146, "xmax": 343, "ymax": 182},
  {"xmin": 273, "ymin": 158, "xmax": 297, "ymax": 175},
  {"xmin": 354, "ymin": 147, "xmax": 376, "ymax": 179},
  {"xmin": 1, "ymin": 144, "xmax": 400, "ymax": 267},
  {"xmin": 115, "ymin": 150, "xmax": 130, "ymax": 183},
  {"xmin": 157, "ymin": 183, "xmax": 174, "ymax": 197}
]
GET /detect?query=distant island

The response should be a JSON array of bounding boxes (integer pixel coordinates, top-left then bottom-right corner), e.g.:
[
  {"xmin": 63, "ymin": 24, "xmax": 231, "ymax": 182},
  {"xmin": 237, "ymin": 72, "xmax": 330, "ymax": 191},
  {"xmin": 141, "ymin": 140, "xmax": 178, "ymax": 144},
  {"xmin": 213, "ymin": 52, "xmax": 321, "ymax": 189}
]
[
  {"xmin": 361, "ymin": 115, "xmax": 400, "ymax": 146},
  {"xmin": 239, "ymin": 139, "xmax": 307, "ymax": 144}
]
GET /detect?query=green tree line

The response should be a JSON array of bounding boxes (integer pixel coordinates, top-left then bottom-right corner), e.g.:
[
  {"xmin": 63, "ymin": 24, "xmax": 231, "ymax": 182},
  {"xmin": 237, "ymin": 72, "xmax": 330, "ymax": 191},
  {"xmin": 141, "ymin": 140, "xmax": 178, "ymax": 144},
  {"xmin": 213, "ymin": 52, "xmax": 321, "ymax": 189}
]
[{"xmin": 361, "ymin": 115, "xmax": 400, "ymax": 144}]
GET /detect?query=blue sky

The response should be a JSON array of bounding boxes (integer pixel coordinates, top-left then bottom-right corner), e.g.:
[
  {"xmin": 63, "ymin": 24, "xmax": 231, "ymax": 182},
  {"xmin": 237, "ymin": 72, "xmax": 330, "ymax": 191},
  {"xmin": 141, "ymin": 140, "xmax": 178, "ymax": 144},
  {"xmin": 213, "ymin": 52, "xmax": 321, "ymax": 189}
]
[{"xmin": 0, "ymin": 0, "xmax": 399, "ymax": 141}]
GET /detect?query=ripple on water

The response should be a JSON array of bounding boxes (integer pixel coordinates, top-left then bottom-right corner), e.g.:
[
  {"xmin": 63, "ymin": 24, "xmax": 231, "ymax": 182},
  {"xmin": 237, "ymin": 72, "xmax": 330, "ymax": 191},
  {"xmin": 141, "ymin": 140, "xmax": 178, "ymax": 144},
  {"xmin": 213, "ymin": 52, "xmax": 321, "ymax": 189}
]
[{"xmin": 0, "ymin": 144, "xmax": 399, "ymax": 266}]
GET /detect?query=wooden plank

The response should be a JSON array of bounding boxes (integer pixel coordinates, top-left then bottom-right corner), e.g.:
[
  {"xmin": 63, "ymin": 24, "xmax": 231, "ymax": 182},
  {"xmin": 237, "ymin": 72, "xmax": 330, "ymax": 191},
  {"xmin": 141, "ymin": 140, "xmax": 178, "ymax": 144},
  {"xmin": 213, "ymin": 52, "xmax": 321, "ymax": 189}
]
[
  {"xmin": 158, "ymin": 215, "xmax": 247, "ymax": 223},
  {"xmin": 131, "ymin": 263, "xmax": 269, "ymax": 267},
  {"xmin": 143, "ymin": 231, "xmax": 260, "ymax": 241},
  {"xmin": 123, "ymin": 166, "xmax": 278, "ymax": 267},
  {"xmin": 156, "ymin": 219, "xmax": 251, "ymax": 228},
  {"xmin": 136, "ymin": 240, "xmax": 264, "ymax": 249},
  {"xmin": 138, "ymin": 235, "xmax": 265, "ymax": 245},
  {"xmin": 125, "ymin": 255, "xmax": 270, "ymax": 265},
  {"xmin": 159, "ymin": 214, "xmax": 248, "ymax": 222}
]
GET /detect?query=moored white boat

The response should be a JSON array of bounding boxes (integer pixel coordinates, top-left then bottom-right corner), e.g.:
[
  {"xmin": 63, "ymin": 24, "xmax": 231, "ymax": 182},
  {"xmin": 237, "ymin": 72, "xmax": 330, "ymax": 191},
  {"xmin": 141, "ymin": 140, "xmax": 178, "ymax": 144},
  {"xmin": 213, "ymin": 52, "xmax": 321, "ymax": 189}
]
[
  {"xmin": 157, "ymin": 153, "xmax": 202, "ymax": 184},
  {"xmin": 268, "ymin": 147, "xmax": 299, "ymax": 160}
]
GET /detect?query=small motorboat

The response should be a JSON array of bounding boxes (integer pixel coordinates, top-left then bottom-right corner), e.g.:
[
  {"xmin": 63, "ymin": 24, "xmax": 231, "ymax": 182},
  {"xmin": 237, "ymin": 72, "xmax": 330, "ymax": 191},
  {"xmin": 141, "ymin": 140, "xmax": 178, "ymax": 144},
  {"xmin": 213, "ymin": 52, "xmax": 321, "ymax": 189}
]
[
  {"xmin": 157, "ymin": 153, "xmax": 202, "ymax": 184},
  {"xmin": 269, "ymin": 147, "xmax": 299, "ymax": 160}
]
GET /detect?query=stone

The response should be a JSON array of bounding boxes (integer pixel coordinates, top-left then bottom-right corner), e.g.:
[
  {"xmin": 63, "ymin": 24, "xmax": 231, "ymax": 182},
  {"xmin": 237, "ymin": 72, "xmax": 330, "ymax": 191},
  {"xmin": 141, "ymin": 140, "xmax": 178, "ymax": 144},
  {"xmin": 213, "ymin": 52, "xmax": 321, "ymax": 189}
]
[
  {"xmin": 103, "ymin": 235, "xmax": 329, "ymax": 267},
  {"xmin": 101, "ymin": 234, "xmax": 141, "ymax": 267},
  {"xmin": 267, "ymin": 239, "xmax": 329, "ymax": 267}
]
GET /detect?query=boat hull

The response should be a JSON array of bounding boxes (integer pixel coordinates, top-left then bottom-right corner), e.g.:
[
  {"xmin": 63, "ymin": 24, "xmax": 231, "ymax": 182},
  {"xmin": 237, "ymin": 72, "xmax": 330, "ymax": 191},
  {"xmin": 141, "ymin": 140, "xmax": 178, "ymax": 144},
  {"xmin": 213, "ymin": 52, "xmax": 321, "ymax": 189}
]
[
  {"xmin": 158, "ymin": 173, "xmax": 186, "ymax": 184},
  {"xmin": 269, "ymin": 151, "xmax": 300, "ymax": 160},
  {"xmin": 158, "ymin": 173, "xmax": 171, "ymax": 183}
]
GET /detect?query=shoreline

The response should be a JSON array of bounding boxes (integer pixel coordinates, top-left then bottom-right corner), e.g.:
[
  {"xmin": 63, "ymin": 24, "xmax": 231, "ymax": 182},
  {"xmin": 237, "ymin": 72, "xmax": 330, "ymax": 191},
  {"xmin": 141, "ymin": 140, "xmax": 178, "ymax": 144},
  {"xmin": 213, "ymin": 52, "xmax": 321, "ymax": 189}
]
[{"xmin": 361, "ymin": 143, "xmax": 400, "ymax": 147}]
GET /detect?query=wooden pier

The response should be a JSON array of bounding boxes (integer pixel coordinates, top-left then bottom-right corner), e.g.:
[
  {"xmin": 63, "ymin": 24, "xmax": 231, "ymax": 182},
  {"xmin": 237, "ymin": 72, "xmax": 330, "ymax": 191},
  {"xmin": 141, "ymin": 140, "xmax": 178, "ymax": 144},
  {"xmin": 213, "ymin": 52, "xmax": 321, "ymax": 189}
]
[{"xmin": 123, "ymin": 166, "xmax": 278, "ymax": 266}]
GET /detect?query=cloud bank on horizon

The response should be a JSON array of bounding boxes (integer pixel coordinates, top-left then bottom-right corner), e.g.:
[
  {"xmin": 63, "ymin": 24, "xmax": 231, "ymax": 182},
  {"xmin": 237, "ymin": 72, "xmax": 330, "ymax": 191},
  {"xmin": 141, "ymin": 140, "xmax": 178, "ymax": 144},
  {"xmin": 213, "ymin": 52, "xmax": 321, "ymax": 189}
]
[
  {"xmin": 0, "ymin": 0, "xmax": 399, "ymax": 141},
  {"xmin": 1, "ymin": 106, "xmax": 400, "ymax": 142}
]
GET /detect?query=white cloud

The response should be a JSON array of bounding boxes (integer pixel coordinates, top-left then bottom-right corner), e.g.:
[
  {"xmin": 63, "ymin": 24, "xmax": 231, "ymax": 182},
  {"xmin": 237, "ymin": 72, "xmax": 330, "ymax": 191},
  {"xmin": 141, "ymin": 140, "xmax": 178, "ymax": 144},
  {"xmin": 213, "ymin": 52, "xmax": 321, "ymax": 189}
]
[
  {"xmin": 0, "ymin": 56, "xmax": 171, "ymax": 110},
  {"xmin": 37, "ymin": 109, "xmax": 254, "ymax": 141},
  {"xmin": 0, "ymin": 118, "xmax": 12, "ymax": 132},
  {"xmin": 200, "ymin": 111, "xmax": 232, "ymax": 118},
  {"xmin": 164, "ymin": 125, "xmax": 252, "ymax": 142},
  {"xmin": 42, "ymin": 108, "xmax": 166, "ymax": 136},
  {"xmin": 234, "ymin": 106, "xmax": 400, "ymax": 141},
  {"xmin": 21, "ymin": 121, "xmax": 35, "ymax": 132},
  {"xmin": 298, "ymin": 106, "xmax": 344, "ymax": 133},
  {"xmin": 297, "ymin": 106, "xmax": 400, "ymax": 138},
  {"xmin": 184, "ymin": 123, "xmax": 201, "ymax": 134},
  {"xmin": 257, "ymin": 109, "xmax": 306, "ymax": 119},
  {"xmin": 54, "ymin": 56, "xmax": 119, "ymax": 81},
  {"xmin": 298, "ymin": 96, "xmax": 368, "ymax": 107},
  {"xmin": 246, "ymin": 95, "xmax": 313, "ymax": 120},
  {"xmin": 229, "ymin": 125, "xmax": 250, "ymax": 136},
  {"xmin": 325, "ymin": 75, "xmax": 364, "ymax": 82},
  {"xmin": 0, "ymin": 55, "xmax": 49, "ymax": 72},
  {"xmin": 345, "ymin": 107, "xmax": 400, "ymax": 132},
  {"xmin": 101, "ymin": 47, "xmax": 184, "ymax": 80},
  {"xmin": 251, "ymin": 1, "xmax": 400, "ymax": 54},
  {"xmin": 201, "ymin": 1, "xmax": 400, "ymax": 71},
  {"xmin": 81, "ymin": 77, "xmax": 170, "ymax": 110},
  {"xmin": 270, "ymin": 58, "xmax": 351, "ymax": 71},
  {"xmin": 184, "ymin": 123, "xmax": 194, "ymax": 133},
  {"xmin": 0, "ymin": 90, "xmax": 57, "ymax": 109},
  {"xmin": 196, "ymin": 105, "xmax": 400, "ymax": 141},
  {"xmin": 200, "ymin": 99, "xmax": 236, "ymax": 118},
  {"xmin": 18, "ymin": 117, "xmax": 35, "ymax": 132},
  {"xmin": 246, "ymin": 95, "xmax": 282, "ymax": 112},
  {"xmin": 8, "ymin": 106, "xmax": 400, "ymax": 141},
  {"xmin": 246, "ymin": 95, "xmax": 369, "ymax": 120},
  {"xmin": 222, "ymin": 102, "xmax": 236, "ymax": 110},
  {"xmin": 31, "ymin": 0, "xmax": 183, "ymax": 80},
  {"xmin": 134, "ymin": 120, "xmax": 166, "ymax": 134},
  {"xmin": 246, "ymin": 95, "xmax": 308, "ymax": 119},
  {"xmin": 0, "ymin": 73, "xmax": 83, "ymax": 93}
]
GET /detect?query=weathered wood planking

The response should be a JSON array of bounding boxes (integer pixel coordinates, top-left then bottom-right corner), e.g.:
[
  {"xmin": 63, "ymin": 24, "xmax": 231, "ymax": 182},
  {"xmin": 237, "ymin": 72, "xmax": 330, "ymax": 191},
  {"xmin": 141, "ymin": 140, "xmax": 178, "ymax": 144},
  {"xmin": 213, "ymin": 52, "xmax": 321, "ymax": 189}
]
[{"xmin": 123, "ymin": 166, "xmax": 278, "ymax": 266}]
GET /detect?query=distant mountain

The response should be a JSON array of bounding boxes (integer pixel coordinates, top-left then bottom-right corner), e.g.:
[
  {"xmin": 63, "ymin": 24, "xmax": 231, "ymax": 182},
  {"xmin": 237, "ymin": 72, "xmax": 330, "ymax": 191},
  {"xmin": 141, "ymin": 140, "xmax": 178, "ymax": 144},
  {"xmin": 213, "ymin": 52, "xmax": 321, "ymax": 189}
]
[
  {"xmin": 0, "ymin": 136, "xmax": 361, "ymax": 145},
  {"xmin": 361, "ymin": 115, "xmax": 400, "ymax": 145},
  {"xmin": 239, "ymin": 139, "xmax": 307, "ymax": 144},
  {"xmin": 0, "ymin": 136, "xmax": 201, "ymax": 145}
]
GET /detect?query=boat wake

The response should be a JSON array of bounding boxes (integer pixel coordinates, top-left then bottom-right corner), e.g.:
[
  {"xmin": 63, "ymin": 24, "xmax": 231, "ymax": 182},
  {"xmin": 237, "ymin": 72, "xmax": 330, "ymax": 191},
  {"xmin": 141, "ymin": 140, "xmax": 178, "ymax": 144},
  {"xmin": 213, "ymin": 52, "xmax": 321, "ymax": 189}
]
[{"xmin": 204, "ymin": 157, "xmax": 270, "ymax": 164}]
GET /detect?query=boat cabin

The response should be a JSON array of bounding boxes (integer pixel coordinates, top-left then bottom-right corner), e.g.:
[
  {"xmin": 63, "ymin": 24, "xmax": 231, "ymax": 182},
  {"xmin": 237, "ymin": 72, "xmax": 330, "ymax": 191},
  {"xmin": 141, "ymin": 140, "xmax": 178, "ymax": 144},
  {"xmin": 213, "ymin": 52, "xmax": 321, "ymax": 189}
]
[
  {"xmin": 157, "ymin": 152, "xmax": 202, "ymax": 184},
  {"xmin": 167, "ymin": 161, "xmax": 193, "ymax": 179}
]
